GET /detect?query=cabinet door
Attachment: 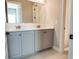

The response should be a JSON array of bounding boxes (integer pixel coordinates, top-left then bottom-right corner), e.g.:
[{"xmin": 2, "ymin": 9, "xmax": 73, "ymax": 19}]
[
  {"xmin": 22, "ymin": 31, "xmax": 34, "ymax": 56},
  {"xmin": 35, "ymin": 30, "xmax": 53, "ymax": 52},
  {"xmin": 7, "ymin": 32, "xmax": 21, "ymax": 59},
  {"xmin": 35, "ymin": 30, "xmax": 44, "ymax": 52},
  {"xmin": 42, "ymin": 30, "xmax": 53, "ymax": 49}
]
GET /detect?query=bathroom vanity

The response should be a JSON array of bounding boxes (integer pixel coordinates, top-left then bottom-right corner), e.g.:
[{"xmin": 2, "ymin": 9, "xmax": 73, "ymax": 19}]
[
  {"xmin": 6, "ymin": 23, "xmax": 54, "ymax": 59},
  {"xmin": 6, "ymin": 0, "xmax": 54, "ymax": 59}
]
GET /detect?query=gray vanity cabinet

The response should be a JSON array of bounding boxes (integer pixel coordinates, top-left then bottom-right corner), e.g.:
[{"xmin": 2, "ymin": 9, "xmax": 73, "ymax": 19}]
[
  {"xmin": 35, "ymin": 30, "xmax": 44, "ymax": 52},
  {"xmin": 7, "ymin": 29, "xmax": 54, "ymax": 58},
  {"xmin": 42, "ymin": 30, "xmax": 53, "ymax": 49},
  {"xmin": 7, "ymin": 31, "xmax": 35, "ymax": 59},
  {"xmin": 21, "ymin": 31, "xmax": 35, "ymax": 57},
  {"xmin": 35, "ymin": 30, "xmax": 53, "ymax": 52},
  {"xmin": 7, "ymin": 32, "xmax": 22, "ymax": 59}
]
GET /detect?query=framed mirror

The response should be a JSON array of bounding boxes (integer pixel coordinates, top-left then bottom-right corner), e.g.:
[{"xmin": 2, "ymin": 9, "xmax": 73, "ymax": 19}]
[{"xmin": 6, "ymin": 0, "xmax": 43, "ymax": 24}]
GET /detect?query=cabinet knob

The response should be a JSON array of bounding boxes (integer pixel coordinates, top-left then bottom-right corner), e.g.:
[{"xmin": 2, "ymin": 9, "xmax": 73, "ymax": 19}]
[{"xmin": 6, "ymin": 32, "xmax": 10, "ymax": 35}]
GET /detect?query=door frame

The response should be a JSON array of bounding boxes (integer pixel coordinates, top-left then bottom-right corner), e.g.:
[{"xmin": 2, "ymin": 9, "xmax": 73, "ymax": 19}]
[
  {"xmin": 58, "ymin": 0, "xmax": 65, "ymax": 53},
  {"xmin": 59, "ymin": 0, "xmax": 72, "ymax": 53}
]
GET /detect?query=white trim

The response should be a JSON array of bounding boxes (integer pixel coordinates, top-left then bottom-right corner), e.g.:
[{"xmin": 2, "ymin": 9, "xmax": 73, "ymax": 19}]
[
  {"xmin": 59, "ymin": 0, "xmax": 72, "ymax": 54},
  {"xmin": 58, "ymin": 0, "xmax": 65, "ymax": 53},
  {"xmin": 64, "ymin": 47, "xmax": 69, "ymax": 51},
  {"xmin": 52, "ymin": 46, "xmax": 60, "ymax": 53}
]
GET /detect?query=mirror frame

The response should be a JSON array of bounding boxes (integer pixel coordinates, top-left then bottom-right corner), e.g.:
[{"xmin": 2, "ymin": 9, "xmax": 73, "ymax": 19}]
[{"xmin": 5, "ymin": 0, "xmax": 8, "ymax": 23}]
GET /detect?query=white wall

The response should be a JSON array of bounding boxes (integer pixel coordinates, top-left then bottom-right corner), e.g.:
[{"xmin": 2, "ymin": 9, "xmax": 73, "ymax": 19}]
[
  {"xmin": 40, "ymin": 0, "xmax": 61, "ymax": 26},
  {"xmin": 0, "ymin": 0, "xmax": 5, "ymax": 59},
  {"xmin": 40, "ymin": 0, "xmax": 65, "ymax": 52},
  {"xmin": 45, "ymin": 0, "xmax": 61, "ymax": 26}
]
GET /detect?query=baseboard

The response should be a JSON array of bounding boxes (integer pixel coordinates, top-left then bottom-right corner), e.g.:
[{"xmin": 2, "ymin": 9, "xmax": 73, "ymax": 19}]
[
  {"xmin": 52, "ymin": 46, "xmax": 60, "ymax": 52},
  {"xmin": 64, "ymin": 47, "xmax": 69, "ymax": 51}
]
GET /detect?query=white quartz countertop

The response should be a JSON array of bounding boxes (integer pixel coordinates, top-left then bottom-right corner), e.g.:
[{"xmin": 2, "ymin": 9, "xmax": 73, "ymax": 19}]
[
  {"xmin": 5, "ymin": 23, "xmax": 54, "ymax": 32},
  {"xmin": 6, "ymin": 27, "xmax": 54, "ymax": 32}
]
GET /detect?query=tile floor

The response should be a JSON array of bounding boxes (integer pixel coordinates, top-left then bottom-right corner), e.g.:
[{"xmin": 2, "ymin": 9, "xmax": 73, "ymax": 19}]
[{"xmin": 23, "ymin": 49, "xmax": 68, "ymax": 59}]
